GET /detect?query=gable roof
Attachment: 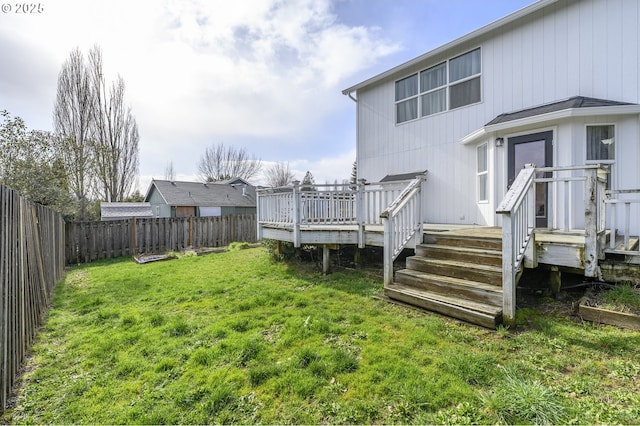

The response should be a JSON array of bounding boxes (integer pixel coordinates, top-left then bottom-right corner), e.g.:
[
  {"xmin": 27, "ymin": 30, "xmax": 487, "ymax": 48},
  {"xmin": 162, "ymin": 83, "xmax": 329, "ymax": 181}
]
[
  {"xmin": 486, "ymin": 96, "xmax": 635, "ymax": 126},
  {"xmin": 342, "ymin": 0, "xmax": 559, "ymax": 96},
  {"xmin": 145, "ymin": 179, "xmax": 256, "ymax": 207}
]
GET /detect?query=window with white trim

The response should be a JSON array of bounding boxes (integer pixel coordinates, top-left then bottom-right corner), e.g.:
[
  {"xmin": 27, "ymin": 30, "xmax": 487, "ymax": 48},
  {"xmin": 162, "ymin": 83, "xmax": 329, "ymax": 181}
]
[
  {"xmin": 394, "ymin": 48, "xmax": 481, "ymax": 124},
  {"xmin": 586, "ymin": 124, "xmax": 615, "ymax": 188},
  {"xmin": 477, "ymin": 143, "xmax": 488, "ymax": 202}
]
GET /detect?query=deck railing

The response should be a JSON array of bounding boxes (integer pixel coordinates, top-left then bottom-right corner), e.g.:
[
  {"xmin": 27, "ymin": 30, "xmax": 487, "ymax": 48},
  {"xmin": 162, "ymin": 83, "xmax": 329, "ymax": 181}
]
[
  {"xmin": 497, "ymin": 164, "xmax": 537, "ymax": 324},
  {"xmin": 257, "ymin": 179, "xmax": 413, "ymax": 247},
  {"xmin": 605, "ymin": 189, "xmax": 640, "ymax": 254},
  {"xmin": 497, "ymin": 164, "xmax": 607, "ymax": 324},
  {"xmin": 380, "ymin": 174, "xmax": 427, "ymax": 286}
]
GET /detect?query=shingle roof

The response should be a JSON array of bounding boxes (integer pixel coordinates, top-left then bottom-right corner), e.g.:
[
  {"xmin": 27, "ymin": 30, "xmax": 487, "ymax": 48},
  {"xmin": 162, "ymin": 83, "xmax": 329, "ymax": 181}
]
[
  {"xmin": 485, "ymin": 96, "xmax": 635, "ymax": 126},
  {"xmin": 101, "ymin": 202, "xmax": 153, "ymax": 219},
  {"xmin": 380, "ymin": 170, "xmax": 428, "ymax": 183},
  {"xmin": 146, "ymin": 179, "xmax": 256, "ymax": 207}
]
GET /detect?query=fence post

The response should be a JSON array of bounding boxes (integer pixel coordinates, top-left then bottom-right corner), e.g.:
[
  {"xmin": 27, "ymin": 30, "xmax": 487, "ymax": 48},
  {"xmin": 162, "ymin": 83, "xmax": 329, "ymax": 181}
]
[{"xmin": 131, "ymin": 217, "xmax": 137, "ymax": 255}]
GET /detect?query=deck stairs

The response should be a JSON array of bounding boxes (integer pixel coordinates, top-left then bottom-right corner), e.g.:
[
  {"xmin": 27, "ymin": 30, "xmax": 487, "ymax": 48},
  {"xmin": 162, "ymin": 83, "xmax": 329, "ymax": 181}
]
[{"xmin": 384, "ymin": 228, "xmax": 504, "ymax": 328}]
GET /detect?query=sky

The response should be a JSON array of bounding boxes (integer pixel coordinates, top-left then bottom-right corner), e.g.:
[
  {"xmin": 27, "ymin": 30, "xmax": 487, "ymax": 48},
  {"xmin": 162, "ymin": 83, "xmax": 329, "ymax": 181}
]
[{"xmin": 0, "ymin": 0, "xmax": 534, "ymax": 193}]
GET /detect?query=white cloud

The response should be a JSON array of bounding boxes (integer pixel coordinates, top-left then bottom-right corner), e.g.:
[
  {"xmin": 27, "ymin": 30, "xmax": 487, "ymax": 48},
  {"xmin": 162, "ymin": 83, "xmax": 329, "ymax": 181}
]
[{"xmin": 1, "ymin": 0, "xmax": 397, "ymax": 194}]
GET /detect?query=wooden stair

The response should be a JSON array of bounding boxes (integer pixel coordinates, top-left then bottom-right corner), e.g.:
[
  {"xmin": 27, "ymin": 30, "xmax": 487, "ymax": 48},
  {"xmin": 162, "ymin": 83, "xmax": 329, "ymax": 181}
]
[{"xmin": 384, "ymin": 228, "xmax": 504, "ymax": 328}]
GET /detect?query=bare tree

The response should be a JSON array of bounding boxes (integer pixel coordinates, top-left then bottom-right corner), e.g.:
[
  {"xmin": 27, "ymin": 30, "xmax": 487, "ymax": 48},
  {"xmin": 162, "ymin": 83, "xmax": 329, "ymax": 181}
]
[
  {"xmin": 164, "ymin": 161, "xmax": 176, "ymax": 181},
  {"xmin": 89, "ymin": 48, "xmax": 140, "ymax": 202},
  {"xmin": 198, "ymin": 143, "xmax": 262, "ymax": 182},
  {"xmin": 53, "ymin": 47, "xmax": 95, "ymax": 220},
  {"xmin": 264, "ymin": 162, "xmax": 295, "ymax": 187}
]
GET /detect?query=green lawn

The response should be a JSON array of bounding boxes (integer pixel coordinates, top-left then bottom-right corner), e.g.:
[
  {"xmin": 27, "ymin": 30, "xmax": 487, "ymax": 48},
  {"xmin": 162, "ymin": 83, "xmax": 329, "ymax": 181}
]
[{"xmin": 4, "ymin": 247, "xmax": 640, "ymax": 424}]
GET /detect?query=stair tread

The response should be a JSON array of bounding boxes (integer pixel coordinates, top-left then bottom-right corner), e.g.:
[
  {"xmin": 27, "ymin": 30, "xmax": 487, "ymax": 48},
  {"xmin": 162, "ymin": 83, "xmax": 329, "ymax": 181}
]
[
  {"xmin": 418, "ymin": 243, "xmax": 502, "ymax": 256},
  {"xmin": 386, "ymin": 283, "xmax": 502, "ymax": 315},
  {"xmin": 395, "ymin": 269, "xmax": 503, "ymax": 293},
  {"xmin": 408, "ymin": 256, "xmax": 502, "ymax": 273}
]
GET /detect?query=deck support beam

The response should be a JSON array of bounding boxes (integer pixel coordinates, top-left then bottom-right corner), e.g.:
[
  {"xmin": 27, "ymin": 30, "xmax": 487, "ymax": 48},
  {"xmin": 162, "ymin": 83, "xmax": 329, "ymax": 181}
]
[
  {"xmin": 549, "ymin": 266, "xmax": 562, "ymax": 296},
  {"xmin": 323, "ymin": 245, "xmax": 331, "ymax": 275}
]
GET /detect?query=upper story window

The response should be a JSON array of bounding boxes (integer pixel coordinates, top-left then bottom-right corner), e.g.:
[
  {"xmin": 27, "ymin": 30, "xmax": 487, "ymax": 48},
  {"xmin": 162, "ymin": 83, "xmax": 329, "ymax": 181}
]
[{"xmin": 395, "ymin": 47, "xmax": 481, "ymax": 124}]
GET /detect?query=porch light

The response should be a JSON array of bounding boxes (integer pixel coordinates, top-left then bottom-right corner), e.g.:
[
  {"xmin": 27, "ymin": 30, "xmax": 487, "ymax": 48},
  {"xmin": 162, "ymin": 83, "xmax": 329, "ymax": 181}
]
[{"xmin": 495, "ymin": 137, "xmax": 504, "ymax": 147}]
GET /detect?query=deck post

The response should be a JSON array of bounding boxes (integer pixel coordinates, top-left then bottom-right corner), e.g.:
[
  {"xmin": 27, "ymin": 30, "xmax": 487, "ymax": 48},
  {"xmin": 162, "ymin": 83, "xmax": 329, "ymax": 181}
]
[
  {"xmin": 502, "ymin": 213, "xmax": 516, "ymax": 325},
  {"xmin": 256, "ymin": 191, "xmax": 263, "ymax": 241},
  {"xmin": 292, "ymin": 181, "xmax": 301, "ymax": 247},
  {"xmin": 323, "ymin": 245, "xmax": 330, "ymax": 275},
  {"xmin": 584, "ymin": 168, "xmax": 598, "ymax": 278},
  {"xmin": 356, "ymin": 179, "xmax": 366, "ymax": 248},
  {"xmin": 383, "ymin": 216, "xmax": 393, "ymax": 287}
]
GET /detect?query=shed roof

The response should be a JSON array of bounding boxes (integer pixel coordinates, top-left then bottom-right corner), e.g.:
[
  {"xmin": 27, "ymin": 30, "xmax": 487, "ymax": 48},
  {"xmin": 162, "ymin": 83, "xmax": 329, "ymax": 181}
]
[
  {"xmin": 100, "ymin": 202, "xmax": 153, "ymax": 219},
  {"xmin": 145, "ymin": 179, "xmax": 256, "ymax": 207},
  {"xmin": 380, "ymin": 170, "xmax": 428, "ymax": 183}
]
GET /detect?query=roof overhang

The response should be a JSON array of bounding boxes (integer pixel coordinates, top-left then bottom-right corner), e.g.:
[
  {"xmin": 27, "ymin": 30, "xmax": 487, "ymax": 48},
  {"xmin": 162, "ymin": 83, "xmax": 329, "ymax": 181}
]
[
  {"xmin": 461, "ymin": 104, "xmax": 640, "ymax": 145},
  {"xmin": 342, "ymin": 0, "xmax": 559, "ymax": 96}
]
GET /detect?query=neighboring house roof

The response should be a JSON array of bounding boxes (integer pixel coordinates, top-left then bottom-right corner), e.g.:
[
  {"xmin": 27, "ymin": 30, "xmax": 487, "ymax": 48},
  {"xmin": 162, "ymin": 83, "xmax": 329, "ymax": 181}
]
[
  {"xmin": 100, "ymin": 202, "xmax": 153, "ymax": 220},
  {"xmin": 342, "ymin": 0, "xmax": 560, "ymax": 95},
  {"xmin": 486, "ymin": 96, "xmax": 635, "ymax": 126},
  {"xmin": 144, "ymin": 179, "xmax": 256, "ymax": 207}
]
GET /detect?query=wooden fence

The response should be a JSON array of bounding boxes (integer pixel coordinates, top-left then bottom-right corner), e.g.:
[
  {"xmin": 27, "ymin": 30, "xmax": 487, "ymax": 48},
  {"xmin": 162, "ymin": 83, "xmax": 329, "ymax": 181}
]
[
  {"xmin": 1, "ymin": 184, "xmax": 66, "ymax": 413},
  {"xmin": 65, "ymin": 215, "xmax": 257, "ymax": 264}
]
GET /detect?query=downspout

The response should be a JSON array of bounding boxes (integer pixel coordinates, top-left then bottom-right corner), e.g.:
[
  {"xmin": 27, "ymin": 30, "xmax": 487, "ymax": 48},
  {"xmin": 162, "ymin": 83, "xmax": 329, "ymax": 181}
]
[{"xmin": 346, "ymin": 90, "xmax": 357, "ymax": 103}]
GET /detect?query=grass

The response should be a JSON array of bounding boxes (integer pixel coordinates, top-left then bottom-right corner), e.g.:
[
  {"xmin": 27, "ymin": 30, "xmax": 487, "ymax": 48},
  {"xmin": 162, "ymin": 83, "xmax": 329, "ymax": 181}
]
[
  {"xmin": 3, "ymin": 247, "xmax": 640, "ymax": 424},
  {"xmin": 601, "ymin": 283, "xmax": 640, "ymax": 313}
]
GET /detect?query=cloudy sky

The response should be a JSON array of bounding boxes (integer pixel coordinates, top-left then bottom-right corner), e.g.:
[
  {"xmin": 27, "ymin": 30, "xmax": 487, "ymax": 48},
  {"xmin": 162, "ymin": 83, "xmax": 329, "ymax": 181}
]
[{"xmin": 1, "ymin": 0, "xmax": 533, "ymax": 192}]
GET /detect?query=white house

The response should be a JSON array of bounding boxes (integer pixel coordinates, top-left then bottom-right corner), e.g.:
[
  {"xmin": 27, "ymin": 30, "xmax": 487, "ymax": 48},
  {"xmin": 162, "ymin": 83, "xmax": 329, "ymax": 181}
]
[
  {"xmin": 342, "ymin": 0, "xmax": 640, "ymax": 231},
  {"xmin": 257, "ymin": 0, "xmax": 640, "ymax": 327}
]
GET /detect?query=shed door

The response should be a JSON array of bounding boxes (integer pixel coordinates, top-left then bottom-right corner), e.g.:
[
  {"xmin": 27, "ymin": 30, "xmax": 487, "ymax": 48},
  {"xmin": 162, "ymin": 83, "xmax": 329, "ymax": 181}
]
[
  {"xmin": 175, "ymin": 206, "xmax": 196, "ymax": 217},
  {"xmin": 508, "ymin": 131, "xmax": 553, "ymax": 227}
]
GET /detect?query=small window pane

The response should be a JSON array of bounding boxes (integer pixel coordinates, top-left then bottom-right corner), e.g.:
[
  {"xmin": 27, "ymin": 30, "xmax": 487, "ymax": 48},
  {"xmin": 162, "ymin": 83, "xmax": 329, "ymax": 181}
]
[
  {"xmin": 450, "ymin": 48, "xmax": 481, "ymax": 82},
  {"xmin": 421, "ymin": 89, "xmax": 446, "ymax": 116},
  {"xmin": 450, "ymin": 76, "xmax": 481, "ymax": 109},
  {"xmin": 420, "ymin": 63, "xmax": 446, "ymax": 92},
  {"xmin": 586, "ymin": 125, "xmax": 615, "ymax": 161},
  {"xmin": 477, "ymin": 144, "xmax": 488, "ymax": 173},
  {"xmin": 396, "ymin": 98, "xmax": 418, "ymax": 123},
  {"xmin": 395, "ymin": 74, "xmax": 418, "ymax": 101},
  {"xmin": 478, "ymin": 174, "xmax": 488, "ymax": 201}
]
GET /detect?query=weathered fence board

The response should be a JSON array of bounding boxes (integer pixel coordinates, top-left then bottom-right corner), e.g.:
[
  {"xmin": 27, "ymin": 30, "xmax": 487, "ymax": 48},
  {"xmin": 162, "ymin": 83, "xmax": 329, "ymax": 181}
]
[
  {"xmin": 65, "ymin": 215, "xmax": 257, "ymax": 264},
  {"xmin": 0, "ymin": 184, "xmax": 65, "ymax": 413}
]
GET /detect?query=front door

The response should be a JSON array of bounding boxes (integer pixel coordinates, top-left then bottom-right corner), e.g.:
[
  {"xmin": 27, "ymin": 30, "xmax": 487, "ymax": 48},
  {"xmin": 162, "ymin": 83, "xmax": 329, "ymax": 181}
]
[{"xmin": 507, "ymin": 131, "xmax": 553, "ymax": 227}]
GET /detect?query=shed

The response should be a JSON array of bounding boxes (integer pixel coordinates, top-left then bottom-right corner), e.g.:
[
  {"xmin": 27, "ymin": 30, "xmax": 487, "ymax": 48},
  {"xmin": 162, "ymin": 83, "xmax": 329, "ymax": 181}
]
[{"xmin": 144, "ymin": 179, "xmax": 256, "ymax": 218}]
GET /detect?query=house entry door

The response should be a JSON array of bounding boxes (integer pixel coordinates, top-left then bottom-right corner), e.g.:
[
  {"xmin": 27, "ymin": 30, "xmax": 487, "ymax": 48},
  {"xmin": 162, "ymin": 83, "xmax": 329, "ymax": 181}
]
[{"xmin": 507, "ymin": 131, "xmax": 553, "ymax": 227}]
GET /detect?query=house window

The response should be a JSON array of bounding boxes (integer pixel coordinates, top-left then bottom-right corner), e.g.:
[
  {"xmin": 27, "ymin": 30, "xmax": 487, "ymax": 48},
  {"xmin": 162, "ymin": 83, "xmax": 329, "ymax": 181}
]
[
  {"xmin": 395, "ymin": 74, "xmax": 418, "ymax": 123},
  {"xmin": 477, "ymin": 143, "xmax": 488, "ymax": 202},
  {"xmin": 395, "ymin": 48, "xmax": 481, "ymax": 124},
  {"xmin": 420, "ymin": 63, "xmax": 446, "ymax": 116},
  {"xmin": 586, "ymin": 124, "xmax": 615, "ymax": 188},
  {"xmin": 586, "ymin": 125, "xmax": 614, "ymax": 161},
  {"xmin": 450, "ymin": 48, "xmax": 481, "ymax": 109}
]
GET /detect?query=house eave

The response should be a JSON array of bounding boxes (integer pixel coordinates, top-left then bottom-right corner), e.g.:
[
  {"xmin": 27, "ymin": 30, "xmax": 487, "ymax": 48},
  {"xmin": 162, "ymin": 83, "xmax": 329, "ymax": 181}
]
[
  {"xmin": 342, "ymin": 0, "xmax": 559, "ymax": 96},
  {"xmin": 460, "ymin": 104, "xmax": 640, "ymax": 145}
]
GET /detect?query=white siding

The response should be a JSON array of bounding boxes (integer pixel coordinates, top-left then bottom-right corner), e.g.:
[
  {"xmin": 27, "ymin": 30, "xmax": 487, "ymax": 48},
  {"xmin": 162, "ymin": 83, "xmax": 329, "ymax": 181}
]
[{"xmin": 355, "ymin": 0, "xmax": 640, "ymax": 225}]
